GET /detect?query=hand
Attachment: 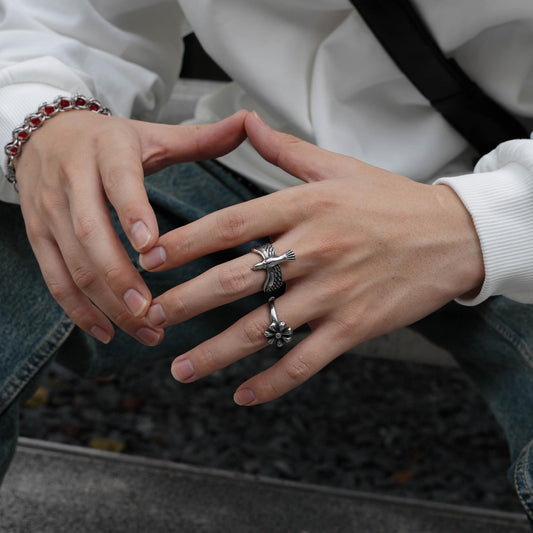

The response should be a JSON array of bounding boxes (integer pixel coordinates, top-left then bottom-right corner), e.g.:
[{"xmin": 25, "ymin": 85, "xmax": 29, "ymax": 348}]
[
  {"xmin": 141, "ymin": 112, "xmax": 484, "ymax": 403},
  {"xmin": 15, "ymin": 108, "xmax": 249, "ymax": 345}
]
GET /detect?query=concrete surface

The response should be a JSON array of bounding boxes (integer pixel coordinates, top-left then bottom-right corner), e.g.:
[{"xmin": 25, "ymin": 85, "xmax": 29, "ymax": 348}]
[{"xmin": 0, "ymin": 438, "xmax": 527, "ymax": 532}]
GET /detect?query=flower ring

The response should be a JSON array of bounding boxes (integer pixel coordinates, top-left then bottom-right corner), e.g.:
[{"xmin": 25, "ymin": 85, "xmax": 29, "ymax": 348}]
[{"xmin": 264, "ymin": 297, "xmax": 293, "ymax": 348}]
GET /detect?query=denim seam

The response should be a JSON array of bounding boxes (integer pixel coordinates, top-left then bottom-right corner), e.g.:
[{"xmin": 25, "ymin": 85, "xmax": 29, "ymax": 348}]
[
  {"xmin": 513, "ymin": 439, "xmax": 533, "ymax": 521},
  {"xmin": 0, "ymin": 315, "xmax": 74, "ymax": 417},
  {"xmin": 478, "ymin": 306, "xmax": 533, "ymax": 370}
]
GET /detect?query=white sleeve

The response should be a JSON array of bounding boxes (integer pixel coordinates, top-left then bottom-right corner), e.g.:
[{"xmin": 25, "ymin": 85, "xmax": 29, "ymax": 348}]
[
  {"xmin": 435, "ymin": 136, "xmax": 533, "ymax": 305},
  {"xmin": 0, "ymin": 0, "xmax": 187, "ymax": 204}
]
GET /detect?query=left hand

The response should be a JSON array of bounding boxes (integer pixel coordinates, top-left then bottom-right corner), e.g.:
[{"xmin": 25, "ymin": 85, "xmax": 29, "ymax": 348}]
[{"xmin": 140, "ymin": 112, "xmax": 484, "ymax": 405}]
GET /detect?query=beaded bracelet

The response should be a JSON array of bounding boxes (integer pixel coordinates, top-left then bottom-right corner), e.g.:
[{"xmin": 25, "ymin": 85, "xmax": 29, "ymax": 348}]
[{"xmin": 3, "ymin": 94, "xmax": 111, "ymax": 191}]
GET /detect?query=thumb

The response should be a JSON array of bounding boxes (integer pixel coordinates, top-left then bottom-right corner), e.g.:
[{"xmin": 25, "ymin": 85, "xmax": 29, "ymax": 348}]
[
  {"xmin": 133, "ymin": 110, "xmax": 249, "ymax": 174},
  {"xmin": 244, "ymin": 111, "xmax": 345, "ymax": 183}
]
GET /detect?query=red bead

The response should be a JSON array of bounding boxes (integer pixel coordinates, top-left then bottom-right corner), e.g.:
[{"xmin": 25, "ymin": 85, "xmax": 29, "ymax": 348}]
[
  {"xmin": 30, "ymin": 117, "xmax": 41, "ymax": 126},
  {"xmin": 89, "ymin": 102, "xmax": 100, "ymax": 112},
  {"xmin": 59, "ymin": 99, "xmax": 70, "ymax": 109},
  {"xmin": 75, "ymin": 97, "xmax": 86, "ymax": 107},
  {"xmin": 44, "ymin": 106, "xmax": 55, "ymax": 115},
  {"xmin": 9, "ymin": 145, "xmax": 18, "ymax": 155},
  {"xmin": 17, "ymin": 131, "xmax": 28, "ymax": 140}
]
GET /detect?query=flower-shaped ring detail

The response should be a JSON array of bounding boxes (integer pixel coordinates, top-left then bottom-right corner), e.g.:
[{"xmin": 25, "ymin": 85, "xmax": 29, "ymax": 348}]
[{"xmin": 264, "ymin": 297, "xmax": 293, "ymax": 348}]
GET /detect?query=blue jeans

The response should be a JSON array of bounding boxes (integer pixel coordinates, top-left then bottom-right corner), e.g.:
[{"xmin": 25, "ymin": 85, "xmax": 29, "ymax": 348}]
[
  {"xmin": 411, "ymin": 299, "xmax": 533, "ymax": 525},
  {"xmin": 0, "ymin": 160, "xmax": 264, "ymax": 476},
  {"xmin": 1, "ymin": 160, "xmax": 533, "ymax": 524}
]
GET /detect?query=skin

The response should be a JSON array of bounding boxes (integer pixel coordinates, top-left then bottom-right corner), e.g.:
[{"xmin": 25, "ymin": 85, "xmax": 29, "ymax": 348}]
[
  {"xmin": 15, "ymin": 109, "xmax": 249, "ymax": 346},
  {"xmin": 14, "ymin": 108, "xmax": 483, "ymax": 405},
  {"xmin": 140, "ymin": 112, "xmax": 485, "ymax": 406}
]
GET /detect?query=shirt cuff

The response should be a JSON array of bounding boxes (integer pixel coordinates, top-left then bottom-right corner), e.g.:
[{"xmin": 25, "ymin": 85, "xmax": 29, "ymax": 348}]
[{"xmin": 435, "ymin": 140, "xmax": 533, "ymax": 305}]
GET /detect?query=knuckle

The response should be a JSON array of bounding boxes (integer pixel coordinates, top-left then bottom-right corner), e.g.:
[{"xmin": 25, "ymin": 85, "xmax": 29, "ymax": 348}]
[
  {"xmin": 330, "ymin": 315, "xmax": 358, "ymax": 338},
  {"xmin": 195, "ymin": 345, "xmax": 219, "ymax": 374},
  {"xmin": 264, "ymin": 378, "xmax": 284, "ymax": 401},
  {"xmin": 103, "ymin": 263, "xmax": 125, "ymax": 287},
  {"xmin": 274, "ymin": 134, "xmax": 303, "ymax": 165},
  {"xmin": 277, "ymin": 133, "xmax": 302, "ymax": 153},
  {"xmin": 67, "ymin": 305, "xmax": 95, "ymax": 328},
  {"xmin": 102, "ymin": 166, "xmax": 126, "ymax": 194},
  {"xmin": 308, "ymin": 193, "xmax": 337, "ymax": 216},
  {"xmin": 168, "ymin": 292, "xmax": 190, "ymax": 321},
  {"xmin": 71, "ymin": 265, "xmax": 97, "ymax": 291},
  {"xmin": 25, "ymin": 217, "xmax": 47, "ymax": 241},
  {"xmin": 73, "ymin": 215, "xmax": 98, "ymax": 243},
  {"xmin": 252, "ymin": 376, "xmax": 283, "ymax": 403},
  {"xmin": 241, "ymin": 317, "xmax": 267, "ymax": 346},
  {"xmin": 313, "ymin": 276, "xmax": 351, "ymax": 305},
  {"xmin": 217, "ymin": 265, "xmax": 249, "ymax": 297},
  {"xmin": 93, "ymin": 119, "xmax": 132, "ymax": 148},
  {"xmin": 58, "ymin": 159, "xmax": 80, "ymax": 181},
  {"xmin": 46, "ymin": 279, "xmax": 69, "ymax": 303},
  {"xmin": 286, "ymin": 355, "xmax": 313, "ymax": 384},
  {"xmin": 171, "ymin": 228, "xmax": 193, "ymax": 258},
  {"xmin": 215, "ymin": 209, "xmax": 247, "ymax": 244},
  {"xmin": 40, "ymin": 193, "xmax": 64, "ymax": 216}
]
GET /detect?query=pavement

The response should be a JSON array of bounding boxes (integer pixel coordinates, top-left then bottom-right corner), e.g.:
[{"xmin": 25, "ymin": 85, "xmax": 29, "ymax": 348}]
[{"xmin": 0, "ymin": 438, "xmax": 528, "ymax": 533}]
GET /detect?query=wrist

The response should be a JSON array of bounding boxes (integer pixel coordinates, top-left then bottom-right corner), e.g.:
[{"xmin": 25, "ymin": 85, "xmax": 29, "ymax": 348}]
[
  {"xmin": 4, "ymin": 95, "xmax": 111, "ymax": 191},
  {"xmin": 435, "ymin": 157, "xmax": 533, "ymax": 305},
  {"xmin": 433, "ymin": 183, "xmax": 485, "ymax": 299}
]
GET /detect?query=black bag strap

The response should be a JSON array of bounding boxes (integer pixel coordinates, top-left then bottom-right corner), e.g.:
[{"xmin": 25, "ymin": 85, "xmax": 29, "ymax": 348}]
[{"xmin": 348, "ymin": 0, "xmax": 529, "ymax": 154}]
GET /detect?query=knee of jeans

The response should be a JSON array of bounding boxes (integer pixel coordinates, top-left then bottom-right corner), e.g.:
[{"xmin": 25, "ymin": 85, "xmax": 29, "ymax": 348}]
[{"xmin": 509, "ymin": 439, "xmax": 533, "ymax": 523}]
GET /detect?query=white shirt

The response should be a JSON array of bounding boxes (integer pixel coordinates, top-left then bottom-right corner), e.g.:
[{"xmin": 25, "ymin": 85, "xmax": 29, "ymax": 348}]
[{"xmin": 0, "ymin": 0, "xmax": 532, "ymax": 304}]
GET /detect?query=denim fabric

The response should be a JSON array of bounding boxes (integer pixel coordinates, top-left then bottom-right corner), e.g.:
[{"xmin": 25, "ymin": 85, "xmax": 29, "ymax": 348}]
[
  {"xmin": 1, "ymin": 161, "xmax": 533, "ymax": 525},
  {"xmin": 52, "ymin": 161, "xmax": 266, "ymax": 380},
  {"xmin": 0, "ymin": 200, "xmax": 74, "ymax": 486},
  {"xmin": 411, "ymin": 298, "xmax": 533, "ymax": 524},
  {"xmin": 0, "ymin": 160, "xmax": 263, "ymax": 482}
]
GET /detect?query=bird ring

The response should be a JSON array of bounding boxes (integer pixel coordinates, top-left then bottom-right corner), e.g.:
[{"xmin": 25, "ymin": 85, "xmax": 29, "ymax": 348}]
[
  {"xmin": 251, "ymin": 243, "xmax": 295, "ymax": 294},
  {"xmin": 264, "ymin": 297, "xmax": 293, "ymax": 348}
]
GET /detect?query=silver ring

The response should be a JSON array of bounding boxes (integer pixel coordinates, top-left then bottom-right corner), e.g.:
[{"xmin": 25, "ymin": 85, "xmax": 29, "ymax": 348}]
[
  {"xmin": 251, "ymin": 243, "xmax": 295, "ymax": 294},
  {"xmin": 264, "ymin": 297, "xmax": 293, "ymax": 348}
]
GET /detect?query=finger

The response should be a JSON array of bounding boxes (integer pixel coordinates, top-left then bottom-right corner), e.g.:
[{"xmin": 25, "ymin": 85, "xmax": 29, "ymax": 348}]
[
  {"xmin": 134, "ymin": 110, "xmax": 250, "ymax": 174},
  {"xmin": 96, "ymin": 129, "xmax": 158, "ymax": 253},
  {"xmin": 146, "ymin": 239, "xmax": 300, "ymax": 328},
  {"xmin": 56, "ymin": 234, "xmax": 164, "ymax": 345},
  {"xmin": 29, "ymin": 234, "xmax": 115, "ymax": 344},
  {"xmin": 170, "ymin": 287, "xmax": 317, "ymax": 384},
  {"xmin": 139, "ymin": 190, "xmax": 302, "ymax": 272},
  {"xmin": 233, "ymin": 323, "xmax": 353, "ymax": 406},
  {"xmin": 244, "ymin": 111, "xmax": 354, "ymax": 183},
  {"xmin": 65, "ymin": 163, "xmax": 153, "ymax": 319},
  {"xmin": 46, "ymin": 203, "xmax": 164, "ymax": 345}
]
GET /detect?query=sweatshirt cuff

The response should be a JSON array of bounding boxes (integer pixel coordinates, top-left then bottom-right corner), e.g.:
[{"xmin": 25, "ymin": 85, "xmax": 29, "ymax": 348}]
[
  {"xmin": 435, "ymin": 158, "xmax": 533, "ymax": 306},
  {"xmin": 0, "ymin": 83, "xmax": 77, "ymax": 204}
]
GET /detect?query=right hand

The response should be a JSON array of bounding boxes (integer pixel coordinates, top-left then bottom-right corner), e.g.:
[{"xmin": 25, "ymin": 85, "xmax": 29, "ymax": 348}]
[{"xmin": 14, "ymin": 108, "xmax": 249, "ymax": 346}]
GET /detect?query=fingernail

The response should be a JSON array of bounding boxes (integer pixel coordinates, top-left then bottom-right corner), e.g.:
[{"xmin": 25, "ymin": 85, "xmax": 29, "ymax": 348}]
[
  {"xmin": 90, "ymin": 325, "xmax": 112, "ymax": 344},
  {"xmin": 123, "ymin": 288, "xmax": 149, "ymax": 317},
  {"xmin": 252, "ymin": 110, "xmax": 268, "ymax": 127},
  {"xmin": 147, "ymin": 303, "xmax": 166, "ymax": 327},
  {"xmin": 234, "ymin": 388, "xmax": 256, "ymax": 406},
  {"xmin": 130, "ymin": 221, "xmax": 151, "ymax": 251},
  {"xmin": 139, "ymin": 246, "xmax": 166, "ymax": 271},
  {"xmin": 172, "ymin": 359, "xmax": 195, "ymax": 382},
  {"xmin": 136, "ymin": 327, "xmax": 162, "ymax": 346}
]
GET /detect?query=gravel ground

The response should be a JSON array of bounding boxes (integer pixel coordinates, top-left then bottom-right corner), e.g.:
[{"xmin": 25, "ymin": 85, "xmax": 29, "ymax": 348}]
[{"xmin": 19, "ymin": 346, "xmax": 522, "ymax": 514}]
